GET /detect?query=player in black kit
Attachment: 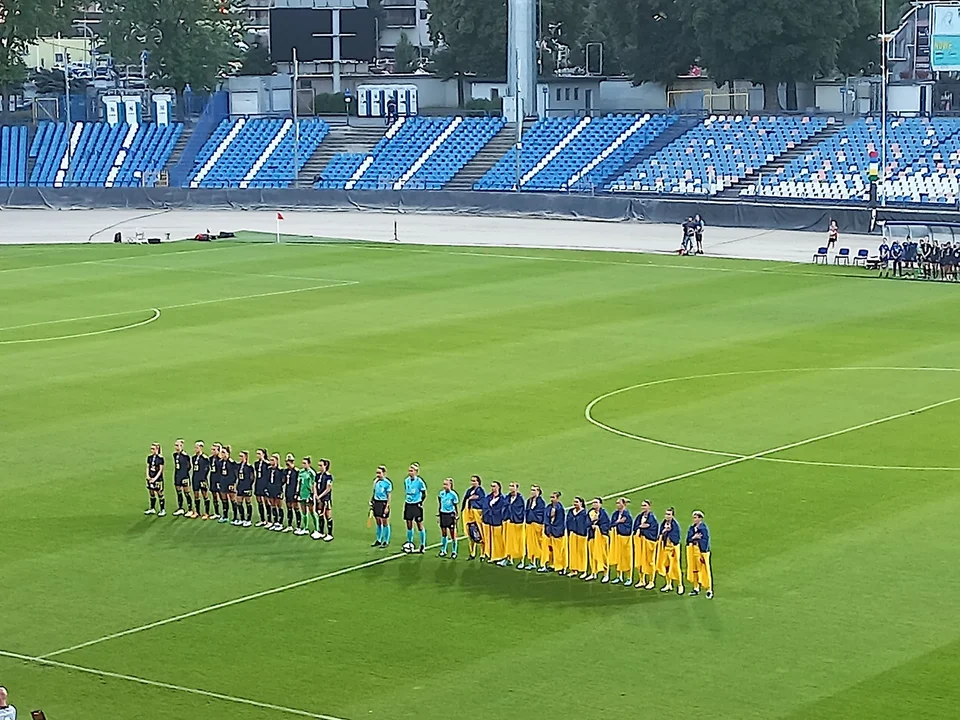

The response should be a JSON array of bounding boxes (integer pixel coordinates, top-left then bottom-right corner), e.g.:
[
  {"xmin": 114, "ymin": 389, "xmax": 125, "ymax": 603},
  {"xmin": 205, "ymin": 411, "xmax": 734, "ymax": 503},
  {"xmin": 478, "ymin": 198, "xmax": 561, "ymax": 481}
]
[
  {"xmin": 315, "ymin": 458, "xmax": 334, "ymax": 541},
  {"xmin": 266, "ymin": 453, "xmax": 284, "ymax": 529},
  {"xmin": 188, "ymin": 441, "xmax": 211, "ymax": 519},
  {"xmin": 253, "ymin": 448, "xmax": 270, "ymax": 527},
  {"xmin": 218, "ymin": 445, "xmax": 238, "ymax": 525},
  {"xmin": 208, "ymin": 443, "xmax": 223, "ymax": 519},
  {"xmin": 235, "ymin": 450, "xmax": 255, "ymax": 527},
  {"xmin": 172, "ymin": 438, "xmax": 192, "ymax": 516},
  {"xmin": 144, "ymin": 442, "xmax": 165, "ymax": 516}
]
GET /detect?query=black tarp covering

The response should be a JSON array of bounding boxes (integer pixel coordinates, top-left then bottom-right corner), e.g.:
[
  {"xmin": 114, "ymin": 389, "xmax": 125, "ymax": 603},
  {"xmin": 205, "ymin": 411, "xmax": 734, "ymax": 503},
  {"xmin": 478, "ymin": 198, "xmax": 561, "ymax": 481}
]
[{"xmin": 3, "ymin": 187, "xmax": 953, "ymax": 234}]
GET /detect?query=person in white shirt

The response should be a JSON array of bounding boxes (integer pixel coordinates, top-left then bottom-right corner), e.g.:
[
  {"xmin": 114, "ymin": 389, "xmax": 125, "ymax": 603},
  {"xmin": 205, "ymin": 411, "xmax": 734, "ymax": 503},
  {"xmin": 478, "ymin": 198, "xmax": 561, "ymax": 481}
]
[{"xmin": 0, "ymin": 686, "xmax": 16, "ymax": 720}]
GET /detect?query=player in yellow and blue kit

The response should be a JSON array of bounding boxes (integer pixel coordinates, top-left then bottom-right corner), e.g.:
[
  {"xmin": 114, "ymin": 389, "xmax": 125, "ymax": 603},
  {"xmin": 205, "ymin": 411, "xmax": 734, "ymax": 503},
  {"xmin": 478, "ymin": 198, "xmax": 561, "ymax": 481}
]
[
  {"xmin": 632, "ymin": 500, "xmax": 659, "ymax": 589},
  {"xmin": 566, "ymin": 497, "xmax": 590, "ymax": 579},
  {"xmin": 461, "ymin": 475, "xmax": 485, "ymax": 560},
  {"xmin": 685, "ymin": 510, "xmax": 713, "ymax": 598},
  {"xmin": 586, "ymin": 498, "xmax": 611, "ymax": 582},
  {"xmin": 656, "ymin": 506, "xmax": 684, "ymax": 595},
  {"xmin": 521, "ymin": 485, "xmax": 545, "ymax": 571},
  {"xmin": 403, "ymin": 463, "xmax": 428, "ymax": 553},
  {"xmin": 480, "ymin": 481, "xmax": 506, "ymax": 563},
  {"xmin": 437, "ymin": 478, "xmax": 459, "ymax": 559},
  {"xmin": 371, "ymin": 465, "xmax": 392, "ymax": 548},
  {"xmin": 502, "ymin": 482, "xmax": 526, "ymax": 568},
  {"xmin": 607, "ymin": 498, "xmax": 633, "ymax": 585},
  {"xmin": 540, "ymin": 491, "xmax": 566, "ymax": 573}
]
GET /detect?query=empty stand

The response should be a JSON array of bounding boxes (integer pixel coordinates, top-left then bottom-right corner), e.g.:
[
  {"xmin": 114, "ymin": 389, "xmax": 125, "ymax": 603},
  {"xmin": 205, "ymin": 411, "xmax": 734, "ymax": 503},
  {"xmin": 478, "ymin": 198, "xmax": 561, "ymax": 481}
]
[
  {"xmin": 609, "ymin": 115, "xmax": 828, "ymax": 195},
  {"xmin": 746, "ymin": 117, "xmax": 960, "ymax": 202},
  {"xmin": 0, "ymin": 126, "xmax": 28, "ymax": 187}
]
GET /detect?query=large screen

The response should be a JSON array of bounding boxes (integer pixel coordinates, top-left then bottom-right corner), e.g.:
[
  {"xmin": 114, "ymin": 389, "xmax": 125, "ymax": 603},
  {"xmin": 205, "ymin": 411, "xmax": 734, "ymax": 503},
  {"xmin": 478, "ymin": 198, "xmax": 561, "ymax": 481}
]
[
  {"xmin": 932, "ymin": 5, "xmax": 960, "ymax": 71},
  {"xmin": 270, "ymin": 8, "xmax": 376, "ymax": 63}
]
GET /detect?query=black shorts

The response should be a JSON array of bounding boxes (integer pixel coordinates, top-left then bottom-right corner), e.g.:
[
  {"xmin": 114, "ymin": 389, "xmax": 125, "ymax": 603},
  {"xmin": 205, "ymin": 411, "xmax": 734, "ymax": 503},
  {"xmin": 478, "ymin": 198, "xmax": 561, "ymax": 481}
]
[
  {"xmin": 147, "ymin": 479, "xmax": 164, "ymax": 492},
  {"xmin": 317, "ymin": 496, "xmax": 333, "ymax": 511},
  {"xmin": 266, "ymin": 484, "xmax": 282, "ymax": 499},
  {"xmin": 191, "ymin": 477, "xmax": 208, "ymax": 493},
  {"xmin": 439, "ymin": 511, "xmax": 456, "ymax": 529},
  {"xmin": 222, "ymin": 483, "xmax": 235, "ymax": 495},
  {"xmin": 174, "ymin": 477, "xmax": 190, "ymax": 488},
  {"xmin": 285, "ymin": 489, "xmax": 299, "ymax": 503},
  {"xmin": 254, "ymin": 482, "xmax": 267, "ymax": 497},
  {"xmin": 372, "ymin": 499, "xmax": 389, "ymax": 519},
  {"xmin": 403, "ymin": 502, "xmax": 424, "ymax": 523},
  {"xmin": 236, "ymin": 486, "xmax": 252, "ymax": 498}
]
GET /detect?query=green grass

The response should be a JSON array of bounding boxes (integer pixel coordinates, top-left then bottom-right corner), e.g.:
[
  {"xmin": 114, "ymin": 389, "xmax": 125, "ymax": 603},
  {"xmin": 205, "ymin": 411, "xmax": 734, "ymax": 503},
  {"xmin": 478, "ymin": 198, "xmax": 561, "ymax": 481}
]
[{"xmin": 2, "ymin": 235, "xmax": 960, "ymax": 720}]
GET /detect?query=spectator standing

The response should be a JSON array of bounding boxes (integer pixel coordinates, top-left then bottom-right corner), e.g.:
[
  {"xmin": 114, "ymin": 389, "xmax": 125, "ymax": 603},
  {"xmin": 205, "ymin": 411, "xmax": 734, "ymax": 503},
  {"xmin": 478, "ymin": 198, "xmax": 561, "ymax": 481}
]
[
  {"xmin": 827, "ymin": 219, "xmax": 839, "ymax": 249},
  {"xmin": 0, "ymin": 687, "xmax": 16, "ymax": 720}
]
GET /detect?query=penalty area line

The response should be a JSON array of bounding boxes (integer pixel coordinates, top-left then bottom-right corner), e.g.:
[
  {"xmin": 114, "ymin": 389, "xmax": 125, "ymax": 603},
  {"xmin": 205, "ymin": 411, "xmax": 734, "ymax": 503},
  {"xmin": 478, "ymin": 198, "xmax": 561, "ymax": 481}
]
[{"xmin": 0, "ymin": 649, "xmax": 349, "ymax": 720}]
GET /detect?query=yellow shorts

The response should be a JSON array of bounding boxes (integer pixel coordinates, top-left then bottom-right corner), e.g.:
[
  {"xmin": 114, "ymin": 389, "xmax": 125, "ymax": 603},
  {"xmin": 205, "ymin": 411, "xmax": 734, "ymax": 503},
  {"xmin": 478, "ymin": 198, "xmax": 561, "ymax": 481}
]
[
  {"xmin": 545, "ymin": 534, "xmax": 566, "ymax": 570},
  {"xmin": 568, "ymin": 534, "xmax": 588, "ymax": 573},
  {"xmin": 634, "ymin": 536, "xmax": 657, "ymax": 576},
  {"xmin": 656, "ymin": 542, "xmax": 682, "ymax": 582},
  {"xmin": 525, "ymin": 522, "xmax": 544, "ymax": 563},
  {"xmin": 588, "ymin": 533, "xmax": 609, "ymax": 574},
  {"xmin": 483, "ymin": 523, "xmax": 506, "ymax": 560},
  {"xmin": 504, "ymin": 521, "xmax": 525, "ymax": 560},
  {"xmin": 686, "ymin": 546, "xmax": 712, "ymax": 590},
  {"xmin": 610, "ymin": 533, "xmax": 632, "ymax": 573}
]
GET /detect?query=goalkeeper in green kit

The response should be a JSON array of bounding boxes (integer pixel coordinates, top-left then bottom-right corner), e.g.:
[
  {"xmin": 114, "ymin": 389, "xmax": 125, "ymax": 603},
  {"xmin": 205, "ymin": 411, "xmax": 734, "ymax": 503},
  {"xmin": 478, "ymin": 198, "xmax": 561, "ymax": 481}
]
[{"xmin": 297, "ymin": 457, "xmax": 317, "ymax": 537}]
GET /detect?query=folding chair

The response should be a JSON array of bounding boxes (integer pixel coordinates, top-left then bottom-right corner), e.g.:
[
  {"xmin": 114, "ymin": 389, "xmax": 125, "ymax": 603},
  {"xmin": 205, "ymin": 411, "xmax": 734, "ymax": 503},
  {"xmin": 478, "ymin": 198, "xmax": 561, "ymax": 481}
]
[
  {"xmin": 813, "ymin": 247, "xmax": 829, "ymax": 264},
  {"xmin": 834, "ymin": 248, "xmax": 851, "ymax": 265}
]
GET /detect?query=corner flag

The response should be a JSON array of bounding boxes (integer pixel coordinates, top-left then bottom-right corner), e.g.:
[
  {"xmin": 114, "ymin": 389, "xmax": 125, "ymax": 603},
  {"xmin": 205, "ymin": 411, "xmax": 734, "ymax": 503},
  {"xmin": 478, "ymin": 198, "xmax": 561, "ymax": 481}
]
[{"xmin": 276, "ymin": 212, "xmax": 284, "ymax": 243}]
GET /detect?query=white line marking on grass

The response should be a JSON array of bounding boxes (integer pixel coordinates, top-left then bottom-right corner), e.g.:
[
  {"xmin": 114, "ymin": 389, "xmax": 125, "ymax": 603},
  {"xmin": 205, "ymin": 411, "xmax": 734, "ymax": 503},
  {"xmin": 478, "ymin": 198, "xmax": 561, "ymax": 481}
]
[
  {"xmin": 91, "ymin": 259, "xmax": 352, "ymax": 284},
  {"xmin": 0, "ymin": 280, "xmax": 359, "ymax": 346},
  {"xmin": 586, "ymin": 367, "xmax": 960, "ymax": 473},
  {"xmin": 0, "ymin": 649, "xmax": 349, "ymax": 720},
  {"xmin": 0, "ymin": 242, "xmax": 245, "ymax": 275},
  {"xmin": 40, "ymin": 549, "xmax": 409, "ymax": 659},
  {"xmin": 0, "ymin": 308, "xmax": 160, "ymax": 345}
]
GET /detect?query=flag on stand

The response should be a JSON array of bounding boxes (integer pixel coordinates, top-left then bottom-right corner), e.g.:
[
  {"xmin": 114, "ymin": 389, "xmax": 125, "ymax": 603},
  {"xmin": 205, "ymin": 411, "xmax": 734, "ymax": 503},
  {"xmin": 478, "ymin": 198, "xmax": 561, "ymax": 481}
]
[
  {"xmin": 277, "ymin": 212, "xmax": 284, "ymax": 221},
  {"xmin": 275, "ymin": 212, "xmax": 284, "ymax": 243}
]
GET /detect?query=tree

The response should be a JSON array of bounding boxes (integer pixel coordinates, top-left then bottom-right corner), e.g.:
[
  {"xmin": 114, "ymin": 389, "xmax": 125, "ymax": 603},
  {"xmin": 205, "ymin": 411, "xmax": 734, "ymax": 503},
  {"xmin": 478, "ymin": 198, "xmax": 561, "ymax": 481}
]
[
  {"xmin": 428, "ymin": 0, "xmax": 506, "ymax": 79},
  {"xmin": 585, "ymin": 0, "xmax": 698, "ymax": 84},
  {"xmin": 683, "ymin": 0, "xmax": 859, "ymax": 110},
  {"xmin": 393, "ymin": 32, "xmax": 418, "ymax": 73},
  {"xmin": 0, "ymin": 0, "xmax": 77, "ymax": 88},
  {"xmin": 99, "ymin": 0, "xmax": 246, "ymax": 92},
  {"xmin": 238, "ymin": 38, "xmax": 274, "ymax": 76}
]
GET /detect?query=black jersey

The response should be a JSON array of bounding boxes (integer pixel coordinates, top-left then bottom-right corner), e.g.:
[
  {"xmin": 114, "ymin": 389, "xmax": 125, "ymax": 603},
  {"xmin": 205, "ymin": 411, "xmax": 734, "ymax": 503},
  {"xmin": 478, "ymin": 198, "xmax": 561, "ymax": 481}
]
[
  {"xmin": 147, "ymin": 454, "xmax": 164, "ymax": 480},
  {"xmin": 254, "ymin": 460, "xmax": 268, "ymax": 483},
  {"xmin": 282, "ymin": 467, "xmax": 298, "ymax": 490},
  {"xmin": 267, "ymin": 466, "xmax": 282, "ymax": 486},
  {"xmin": 316, "ymin": 472, "xmax": 333, "ymax": 498},
  {"xmin": 191, "ymin": 453, "xmax": 210, "ymax": 481},
  {"xmin": 238, "ymin": 463, "xmax": 254, "ymax": 485},
  {"xmin": 173, "ymin": 452, "xmax": 190, "ymax": 481},
  {"xmin": 221, "ymin": 458, "xmax": 238, "ymax": 484}
]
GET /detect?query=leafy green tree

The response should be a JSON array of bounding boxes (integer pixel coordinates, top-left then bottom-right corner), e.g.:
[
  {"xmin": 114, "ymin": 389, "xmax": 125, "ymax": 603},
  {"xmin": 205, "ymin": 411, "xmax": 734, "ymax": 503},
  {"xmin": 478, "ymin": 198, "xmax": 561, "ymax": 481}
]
[
  {"xmin": 584, "ymin": 0, "xmax": 697, "ymax": 84},
  {"xmin": 99, "ymin": 0, "xmax": 245, "ymax": 92},
  {"xmin": 428, "ymin": 0, "xmax": 506, "ymax": 78},
  {"xmin": 393, "ymin": 32, "xmax": 418, "ymax": 73},
  {"xmin": 683, "ymin": 0, "xmax": 859, "ymax": 110},
  {"xmin": 238, "ymin": 38, "xmax": 274, "ymax": 76},
  {"xmin": 0, "ymin": 0, "xmax": 77, "ymax": 88}
]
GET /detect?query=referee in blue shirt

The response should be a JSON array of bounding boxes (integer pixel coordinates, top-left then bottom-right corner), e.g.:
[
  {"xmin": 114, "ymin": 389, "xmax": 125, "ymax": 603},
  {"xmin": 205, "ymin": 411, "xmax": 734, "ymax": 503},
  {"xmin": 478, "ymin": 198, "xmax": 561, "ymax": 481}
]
[
  {"xmin": 371, "ymin": 465, "xmax": 392, "ymax": 548},
  {"xmin": 403, "ymin": 463, "xmax": 428, "ymax": 553}
]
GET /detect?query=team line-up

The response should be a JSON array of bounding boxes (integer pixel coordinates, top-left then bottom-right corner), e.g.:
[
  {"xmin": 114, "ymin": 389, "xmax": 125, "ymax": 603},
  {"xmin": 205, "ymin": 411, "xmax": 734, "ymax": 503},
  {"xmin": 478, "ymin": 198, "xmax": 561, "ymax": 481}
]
[
  {"xmin": 371, "ymin": 469, "xmax": 715, "ymax": 598},
  {"xmin": 143, "ymin": 444, "xmax": 713, "ymax": 597}
]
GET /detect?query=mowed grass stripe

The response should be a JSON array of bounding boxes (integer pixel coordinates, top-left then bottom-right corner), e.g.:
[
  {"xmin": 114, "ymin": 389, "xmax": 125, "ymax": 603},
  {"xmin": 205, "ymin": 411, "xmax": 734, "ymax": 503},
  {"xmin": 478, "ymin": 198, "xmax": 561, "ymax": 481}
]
[{"xmin": 3, "ymin": 239, "xmax": 960, "ymax": 720}]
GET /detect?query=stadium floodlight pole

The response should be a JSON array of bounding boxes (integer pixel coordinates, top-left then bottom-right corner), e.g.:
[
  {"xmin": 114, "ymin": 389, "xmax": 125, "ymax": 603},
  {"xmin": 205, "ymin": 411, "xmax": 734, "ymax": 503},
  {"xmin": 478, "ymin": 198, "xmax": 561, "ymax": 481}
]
[
  {"xmin": 293, "ymin": 47, "xmax": 300, "ymax": 189},
  {"xmin": 880, "ymin": 0, "xmax": 888, "ymax": 207},
  {"xmin": 514, "ymin": 51, "xmax": 522, "ymax": 192},
  {"xmin": 64, "ymin": 57, "xmax": 73, "ymax": 187}
]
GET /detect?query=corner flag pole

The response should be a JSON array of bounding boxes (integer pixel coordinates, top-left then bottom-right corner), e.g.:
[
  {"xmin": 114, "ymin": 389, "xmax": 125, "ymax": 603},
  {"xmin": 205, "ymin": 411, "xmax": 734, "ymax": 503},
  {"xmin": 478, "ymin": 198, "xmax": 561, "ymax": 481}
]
[{"xmin": 276, "ymin": 212, "xmax": 283, "ymax": 243}]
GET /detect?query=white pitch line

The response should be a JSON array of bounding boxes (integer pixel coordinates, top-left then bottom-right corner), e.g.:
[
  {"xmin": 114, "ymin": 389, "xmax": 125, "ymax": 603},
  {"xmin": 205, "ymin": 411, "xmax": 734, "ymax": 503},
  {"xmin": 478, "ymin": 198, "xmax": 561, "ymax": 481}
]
[
  {"xmin": 89, "ymin": 258, "xmax": 353, "ymax": 284},
  {"xmin": 0, "ymin": 281, "xmax": 359, "ymax": 345},
  {"xmin": 41, "ymin": 388, "xmax": 960, "ymax": 660},
  {"xmin": 40, "ymin": 547, "xmax": 412, "ymax": 659},
  {"xmin": 0, "ymin": 242, "xmax": 242, "ymax": 275},
  {"xmin": 0, "ymin": 309, "xmax": 161, "ymax": 346},
  {"xmin": 0, "ymin": 649, "xmax": 349, "ymax": 720},
  {"xmin": 586, "ymin": 367, "xmax": 960, "ymax": 472}
]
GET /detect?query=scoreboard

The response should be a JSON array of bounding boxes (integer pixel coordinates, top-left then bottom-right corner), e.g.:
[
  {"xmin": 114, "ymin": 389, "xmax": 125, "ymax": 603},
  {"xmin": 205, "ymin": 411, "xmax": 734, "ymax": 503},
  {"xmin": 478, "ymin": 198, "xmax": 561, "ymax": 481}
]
[{"xmin": 269, "ymin": 7, "xmax": 377, "ymax": 64}]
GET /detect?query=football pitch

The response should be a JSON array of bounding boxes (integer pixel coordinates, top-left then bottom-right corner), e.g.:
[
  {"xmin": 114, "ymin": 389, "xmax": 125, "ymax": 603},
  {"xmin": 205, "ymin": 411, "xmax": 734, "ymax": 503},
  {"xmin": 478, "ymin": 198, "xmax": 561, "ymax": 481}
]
[{"xmin": 2, "ymin": 233, "xmax": 960, "ymax": 719}]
